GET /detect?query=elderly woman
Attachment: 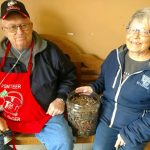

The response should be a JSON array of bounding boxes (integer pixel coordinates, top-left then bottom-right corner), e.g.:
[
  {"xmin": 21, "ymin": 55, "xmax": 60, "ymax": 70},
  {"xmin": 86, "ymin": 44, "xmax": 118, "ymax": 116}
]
[
  {"xmin": 76, "ymin": 8, "xmax": 150, "ymax": 150},
  {"xmin": 0, "ymin": 0, "xmax": 76, "ymax": 150}
]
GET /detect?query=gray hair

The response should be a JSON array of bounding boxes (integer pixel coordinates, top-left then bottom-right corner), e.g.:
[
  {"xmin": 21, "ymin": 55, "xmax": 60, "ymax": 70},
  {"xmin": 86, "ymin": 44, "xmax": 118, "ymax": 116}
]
[{"xmin": 128, "ymin": 8, "xmax": 150, "ymax": 27}]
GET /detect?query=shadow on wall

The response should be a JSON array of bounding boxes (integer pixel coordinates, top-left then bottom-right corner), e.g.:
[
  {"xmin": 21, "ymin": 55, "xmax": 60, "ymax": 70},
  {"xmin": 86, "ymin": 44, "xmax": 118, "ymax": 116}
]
[
  {"xmin": 40, "ymin": 34, "xmax": 84, "ymax": 62},
  {"xmin": 33, "ymin": 8, "xmax": 72, "ymax": 37},
  {"xmin": 41, "ymin": 34, "xmax": 103, "ymax": 76}
]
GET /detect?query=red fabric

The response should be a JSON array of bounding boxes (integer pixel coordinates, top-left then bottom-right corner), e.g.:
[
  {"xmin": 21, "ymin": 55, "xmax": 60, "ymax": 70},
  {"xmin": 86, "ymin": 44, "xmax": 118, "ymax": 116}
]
[
  {"xmin": 11, "ymin": 132, "xmax": 17, "ymax": 150},
  {"xmin": 0, "ymin": 42, "xmax": 52, "ymax": 134}
]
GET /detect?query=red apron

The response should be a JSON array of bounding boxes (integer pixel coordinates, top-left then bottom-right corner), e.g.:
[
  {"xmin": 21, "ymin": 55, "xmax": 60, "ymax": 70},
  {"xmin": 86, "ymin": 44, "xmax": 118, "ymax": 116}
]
[{"xmin": 0, "ymin": 42, "xmax": 52, "ymax": 134}]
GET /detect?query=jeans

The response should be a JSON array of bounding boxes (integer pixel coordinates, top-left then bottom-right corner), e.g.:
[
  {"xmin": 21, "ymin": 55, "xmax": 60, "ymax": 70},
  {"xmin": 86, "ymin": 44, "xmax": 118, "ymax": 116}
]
[
  {"xmin": 0, "ymin": 130, "xmax": 13, "ymax": 150},
  {"xmin": 93, "ymin": 120, "xmax": 146, "ymax": 150},
  {"xmin": 35, "ymin": 114, "xmax": 74, "ymax": 150}
]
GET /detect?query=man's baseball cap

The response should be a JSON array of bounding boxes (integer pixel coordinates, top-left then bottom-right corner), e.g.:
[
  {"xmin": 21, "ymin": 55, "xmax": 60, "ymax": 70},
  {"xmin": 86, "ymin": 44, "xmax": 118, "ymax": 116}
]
[{"xmin": 1, "ymin": 0, "xmax": 30, "ymax": 19}]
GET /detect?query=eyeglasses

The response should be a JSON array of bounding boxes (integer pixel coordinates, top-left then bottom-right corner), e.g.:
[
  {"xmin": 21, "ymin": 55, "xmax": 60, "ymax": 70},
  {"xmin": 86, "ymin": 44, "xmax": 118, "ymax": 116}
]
[
  {"xmin": 126, "ymin": 27, "xmax": 150, "ymax": 37},
  {"xmin": 2, "ymin": 23, "xmax": 32, "ymax": 33}
]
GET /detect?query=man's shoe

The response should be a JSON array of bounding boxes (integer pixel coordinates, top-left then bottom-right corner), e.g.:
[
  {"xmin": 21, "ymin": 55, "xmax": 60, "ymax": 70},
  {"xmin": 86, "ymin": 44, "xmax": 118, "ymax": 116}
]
[{"xmin": 0, "ymin": 144, "xmax": 13, "ymax": 150}]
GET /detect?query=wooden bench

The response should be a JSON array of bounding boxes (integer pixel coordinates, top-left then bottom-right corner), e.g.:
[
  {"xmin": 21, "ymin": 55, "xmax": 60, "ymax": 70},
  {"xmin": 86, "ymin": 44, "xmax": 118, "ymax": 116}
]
[
  {"xmin": 14, "ymin": 34, "xmax": 150, "ymax": 150},
  {"xmin": 14, "ymin": 34, "xmax": 101, "ymax": 145},
  {"xmin": 15, "ymin": 134, "xmax": 95, "ymax": 145}
]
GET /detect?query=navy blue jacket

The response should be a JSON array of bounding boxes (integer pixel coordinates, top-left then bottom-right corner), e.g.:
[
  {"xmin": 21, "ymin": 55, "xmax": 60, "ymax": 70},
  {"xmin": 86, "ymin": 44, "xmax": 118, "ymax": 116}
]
[{"xmin": 90, "ymin": 44, "xmax": 150, "ymax": 145}]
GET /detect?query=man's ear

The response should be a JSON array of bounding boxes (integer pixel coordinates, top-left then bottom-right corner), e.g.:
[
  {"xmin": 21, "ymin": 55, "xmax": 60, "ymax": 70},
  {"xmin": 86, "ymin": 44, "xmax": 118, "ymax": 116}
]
[
  {"xmin": 1, "ymin": 26, "xmax": 4, "ymax": 31},
  {"xmin": 1, "ymin": 26, "xmax": 8, "ymax": 38},
  {"xmin": 1, "ymin": 20, "xmax": 5, "ymax": 31},
  {"xmin": 1, "ymin": 26, "xmax": 6, "ymax": 34},
  {"xmin": 30, "ymin": 22, "xmax": 33, "ymax": 29}
]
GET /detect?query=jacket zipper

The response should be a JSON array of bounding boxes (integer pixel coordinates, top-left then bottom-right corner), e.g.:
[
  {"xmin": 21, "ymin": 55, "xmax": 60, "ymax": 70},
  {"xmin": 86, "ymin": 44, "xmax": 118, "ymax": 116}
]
[
  {"xmin": 112, "ymin": 49, "xmax": 122, "ymax": 89},
  {"xmin": 109, "ymin": 70, "xmax": 143, "ymax": 127},
  {"xmin": 112, "ymin": 67, "xmax": 121, "ymax": 89},
  {"xmin": 109, "ymin": 49, "xmax": 144, "ymax": 127},
  {"xmin": 142, "ymin": 110, "xmax": 146, "ymax": 117},
  {"xmin": 110, "ymin": 49, "xmax": 123, "ymax": 127},
  {"xmin": 109, "ymin": 84, "xmax": 122, "ymax": 127}
]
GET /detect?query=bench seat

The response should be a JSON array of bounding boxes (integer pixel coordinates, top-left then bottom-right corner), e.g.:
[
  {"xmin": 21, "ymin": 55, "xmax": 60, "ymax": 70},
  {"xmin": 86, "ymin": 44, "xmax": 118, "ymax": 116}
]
[
  {"xmin": 13, "ymin": 35, "xmax": 150, "ymax": 150},
  {"xmin": 15, "ymin": 134, "xmax": 94, "ymax": 145}
]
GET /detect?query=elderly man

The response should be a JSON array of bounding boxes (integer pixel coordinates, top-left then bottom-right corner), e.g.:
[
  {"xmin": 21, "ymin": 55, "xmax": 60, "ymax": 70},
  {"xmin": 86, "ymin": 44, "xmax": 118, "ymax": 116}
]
[{"xmin": 0, "ymin": 0, "xmax": 76, "ymax": 149}]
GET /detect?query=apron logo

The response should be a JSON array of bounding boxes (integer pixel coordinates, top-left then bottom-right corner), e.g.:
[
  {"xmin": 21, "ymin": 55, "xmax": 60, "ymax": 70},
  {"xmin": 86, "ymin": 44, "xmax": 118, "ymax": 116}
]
[
  {"xmin": 1, "ymin": 84, "xmax": 21, "ymax": 89},
  {"xmin": 0, "ymin": 89, "xmax": 8, "ymax": 97},
  {"xmin": 137, "ymin": 74, "xmax": 150, "ymax": 90},
  {"xmin": 0, "ymin": 90, "xmax": 23, "ymax": 117}
]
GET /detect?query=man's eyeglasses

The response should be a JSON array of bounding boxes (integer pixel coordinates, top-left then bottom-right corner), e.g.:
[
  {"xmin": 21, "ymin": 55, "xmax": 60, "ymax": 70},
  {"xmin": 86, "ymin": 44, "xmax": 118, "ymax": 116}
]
[
  {"xmin": 2, "ymin": 23, "xmax": 32, "ymax": 33},
  {"xmin": 126, "ymin": 27, "xmax": 150, "ymax": 37}
]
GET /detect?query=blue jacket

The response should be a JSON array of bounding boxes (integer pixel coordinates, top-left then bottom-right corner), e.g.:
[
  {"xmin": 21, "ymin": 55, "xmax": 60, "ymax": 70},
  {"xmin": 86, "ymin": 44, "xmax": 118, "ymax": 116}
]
[{"xmin": 90, "ymin": 44, "xmax": 150, "ymax": 145}]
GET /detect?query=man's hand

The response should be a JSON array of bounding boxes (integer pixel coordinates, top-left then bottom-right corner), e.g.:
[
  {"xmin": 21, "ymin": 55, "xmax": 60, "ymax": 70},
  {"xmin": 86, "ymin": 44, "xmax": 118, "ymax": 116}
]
[
  {"xmin": 46, "ymin": 98, "xmax": 65, "ymax": 116},
  {"xmin": 115, "ymin": 134, "xmax": 125, "ymax": 149},
  {"xmin": 0, "ymin": 117, "xmax": 9, "ymax": 131}
]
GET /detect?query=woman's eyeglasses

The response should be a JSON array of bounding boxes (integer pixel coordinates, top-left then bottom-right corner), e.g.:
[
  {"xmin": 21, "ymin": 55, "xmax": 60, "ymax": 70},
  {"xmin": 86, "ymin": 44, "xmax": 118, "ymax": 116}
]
[{"xmin": 126, "ymin": 27, "xmax": 150, "ymax": 37}]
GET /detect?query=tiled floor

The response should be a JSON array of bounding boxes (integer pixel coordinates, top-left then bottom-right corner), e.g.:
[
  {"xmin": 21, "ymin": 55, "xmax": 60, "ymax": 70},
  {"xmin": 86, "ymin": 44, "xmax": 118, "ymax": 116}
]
[
  {"xmin": 74, "ymin": 144, "xmax": 92, "ymax": 150},
  {"xmin": 15, "ymin": 144, "xmax": 92, "ymax": 150}
]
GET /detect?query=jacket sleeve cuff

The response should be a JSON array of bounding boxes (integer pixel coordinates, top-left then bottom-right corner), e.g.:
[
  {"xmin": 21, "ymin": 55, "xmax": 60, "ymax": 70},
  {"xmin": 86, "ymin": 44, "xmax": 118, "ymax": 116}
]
[
  {"xmin": 57, "ymin": 93, "xmax": 67, "ymax": 102},
  {"xmin": 89, "ymin": 84, "xmax": 95, "ymax": 92}
]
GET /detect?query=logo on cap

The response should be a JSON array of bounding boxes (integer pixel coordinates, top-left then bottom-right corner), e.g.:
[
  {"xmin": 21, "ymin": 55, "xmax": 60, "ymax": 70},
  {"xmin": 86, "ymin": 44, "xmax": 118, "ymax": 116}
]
[
  {"xmin": 1, "ymin": 0, "xmax": 30, "ymax": 19},
  {"xmin": 7, "ymin": 0, "xmax": 17, "ymax": 7}
]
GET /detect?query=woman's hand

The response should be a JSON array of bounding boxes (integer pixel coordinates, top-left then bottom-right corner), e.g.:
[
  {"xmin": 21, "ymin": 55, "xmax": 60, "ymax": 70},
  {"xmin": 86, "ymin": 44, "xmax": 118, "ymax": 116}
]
[
  {"xmin": 75, "ymin": 86, "xmax": 93, "ymax": 93},
  {"xmin": 115, "ymin": 134, "xmax": 126, "ymax": 149}
]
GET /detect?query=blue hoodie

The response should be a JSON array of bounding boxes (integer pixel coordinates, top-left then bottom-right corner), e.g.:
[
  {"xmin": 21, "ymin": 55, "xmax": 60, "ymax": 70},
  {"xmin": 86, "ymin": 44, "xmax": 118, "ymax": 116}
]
[{"xmin": 90, "ymin": 44, "xmax": 150, "ymax": 145}]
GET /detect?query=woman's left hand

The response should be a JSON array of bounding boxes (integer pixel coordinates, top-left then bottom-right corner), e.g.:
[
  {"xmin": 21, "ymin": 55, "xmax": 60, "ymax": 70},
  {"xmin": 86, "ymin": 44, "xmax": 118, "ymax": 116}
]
[{"xmin": 115, "ymin": 134, "xmax": 126, "ymax": 149}]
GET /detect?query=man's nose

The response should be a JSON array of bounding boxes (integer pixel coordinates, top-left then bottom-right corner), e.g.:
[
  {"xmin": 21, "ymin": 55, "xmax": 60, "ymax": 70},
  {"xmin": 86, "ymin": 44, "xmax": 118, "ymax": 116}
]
[{"xmin": 16, "ymin": 26, "xmax": 24, "ymax": 34}]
